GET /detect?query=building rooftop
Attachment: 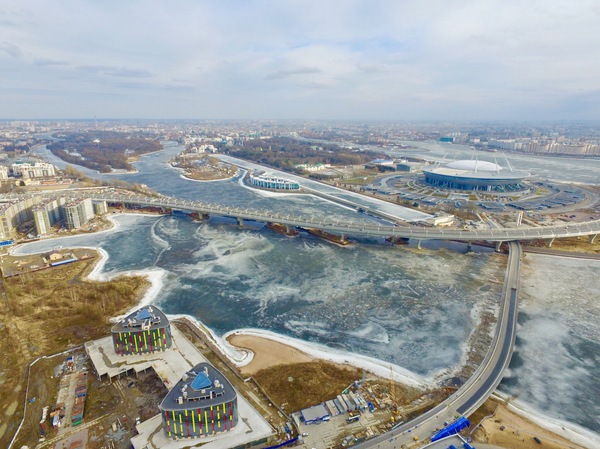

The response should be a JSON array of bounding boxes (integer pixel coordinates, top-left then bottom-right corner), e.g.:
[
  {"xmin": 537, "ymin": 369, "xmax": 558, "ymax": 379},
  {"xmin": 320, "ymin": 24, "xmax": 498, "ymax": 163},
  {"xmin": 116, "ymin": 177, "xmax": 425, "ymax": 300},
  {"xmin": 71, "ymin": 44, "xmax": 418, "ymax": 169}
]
[
  {"xmin": 160, "ymin": 363, "xmax": 236, "ymax": 411},
  {"xmin": 111, "ymin": 305, "xmax": 169, "ymax": 333},
  {"xmin": 424, "ymin": 159, "xmax": 529, "ymax": 180},
  {"xmin": 64, "ymin": 197, "xmax": 90, "ymax": 208},
  {"xmin": 445, "ymin": 160, "xmax": 502, "ymax": 172},
  {"xmin": 300, "ymin": 404, "xmax": 329, "ymax": 423}
]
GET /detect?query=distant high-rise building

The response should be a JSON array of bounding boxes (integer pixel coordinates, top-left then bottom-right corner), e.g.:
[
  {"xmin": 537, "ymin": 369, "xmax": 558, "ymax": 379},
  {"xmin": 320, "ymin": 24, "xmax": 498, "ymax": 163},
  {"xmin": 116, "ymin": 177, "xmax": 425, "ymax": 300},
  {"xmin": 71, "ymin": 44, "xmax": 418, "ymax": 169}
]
[
  {"xmin": 33, "ymin": 198, "xmax": 65, "ymax": 235},
  {"xmin": 63, "ymin": 198, "xmax": 94, "ymax": 229},
  {"xmin": 92, "ymin": 201, "xmax": 108, "ymax": 215},
  {"xmin": 11, "ymin": 162, "xmax": 56, "ymax": 179},
  {"xmin": 0, "ymin": 197, "xmax": 39, "ymax": 239}
]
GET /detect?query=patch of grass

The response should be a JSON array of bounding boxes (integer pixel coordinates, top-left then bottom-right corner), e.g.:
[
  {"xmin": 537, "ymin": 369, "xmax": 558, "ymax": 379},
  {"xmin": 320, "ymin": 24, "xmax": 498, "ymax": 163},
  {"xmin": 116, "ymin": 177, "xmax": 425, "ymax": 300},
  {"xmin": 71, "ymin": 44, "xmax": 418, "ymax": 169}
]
[
  {"xmin": 0, "ymin": 252, "xmax": 149, "ymax": 449},
  {"xmin": 343, "ymin": 176, "xmax": 377, "ymax": 186},
  {"xmin": 253, "ymin": 361, "xmax": 361, "ymax": 412}
]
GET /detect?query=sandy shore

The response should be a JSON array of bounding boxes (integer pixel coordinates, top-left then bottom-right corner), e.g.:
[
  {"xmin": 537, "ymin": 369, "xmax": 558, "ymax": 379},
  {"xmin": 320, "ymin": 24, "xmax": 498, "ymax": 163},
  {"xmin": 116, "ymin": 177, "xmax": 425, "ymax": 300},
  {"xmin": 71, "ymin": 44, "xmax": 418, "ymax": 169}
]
[
  {"xmin": 223, "ymin": 328, "xmax": 427, "ymax": 388},
  {"xmin": 475, "ymin": 400, "xmax": 589, "ymax": 449},
  {"xmin": 227, "ymin": 334, "xmax": 316, "ymax": 375},
  {"xmin": 227, "ymin": 332, "xmax": 595, "ymax": 449}
]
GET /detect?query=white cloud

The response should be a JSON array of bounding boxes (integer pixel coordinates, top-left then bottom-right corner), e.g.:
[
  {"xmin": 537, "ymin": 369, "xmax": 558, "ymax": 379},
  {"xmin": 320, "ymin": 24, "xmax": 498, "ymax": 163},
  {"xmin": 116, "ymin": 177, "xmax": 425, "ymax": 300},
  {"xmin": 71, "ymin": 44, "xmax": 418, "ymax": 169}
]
[{"xmin": 1, "ymin": 0, "xmax": 599, "ymax": 119}]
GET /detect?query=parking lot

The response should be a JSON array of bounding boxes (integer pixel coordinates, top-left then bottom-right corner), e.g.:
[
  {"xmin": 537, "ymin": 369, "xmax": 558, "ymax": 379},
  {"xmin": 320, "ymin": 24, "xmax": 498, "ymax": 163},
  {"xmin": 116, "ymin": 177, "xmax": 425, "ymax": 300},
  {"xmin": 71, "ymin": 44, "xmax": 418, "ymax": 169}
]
[{"xmin": 294, "ymin": 409, "xmax": 388, "ymax": 449}]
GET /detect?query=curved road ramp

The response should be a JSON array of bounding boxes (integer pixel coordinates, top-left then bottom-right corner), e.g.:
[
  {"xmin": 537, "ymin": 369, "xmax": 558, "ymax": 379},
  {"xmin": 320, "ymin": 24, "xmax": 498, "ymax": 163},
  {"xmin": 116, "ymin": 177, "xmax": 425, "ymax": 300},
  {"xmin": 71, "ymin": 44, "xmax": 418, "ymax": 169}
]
[{"xmin": 352, "ymin": 241, "xmax": 523, "ymax": 449}]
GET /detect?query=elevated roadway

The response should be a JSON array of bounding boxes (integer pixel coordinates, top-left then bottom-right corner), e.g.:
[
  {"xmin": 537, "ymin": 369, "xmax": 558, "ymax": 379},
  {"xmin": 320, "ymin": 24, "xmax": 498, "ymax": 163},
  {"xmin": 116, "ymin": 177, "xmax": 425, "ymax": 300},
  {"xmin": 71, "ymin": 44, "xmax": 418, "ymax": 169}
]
[
  {"xmin": 86, "ymin": 192, "xmax": 600, "ymax": 243},
  {"xmin": 352, "ymin": 241, "xmax": 523, "ymax": 448},
  {"xmin": 5, "ymin": 189, "xmax": 570, "ymax": 447}
]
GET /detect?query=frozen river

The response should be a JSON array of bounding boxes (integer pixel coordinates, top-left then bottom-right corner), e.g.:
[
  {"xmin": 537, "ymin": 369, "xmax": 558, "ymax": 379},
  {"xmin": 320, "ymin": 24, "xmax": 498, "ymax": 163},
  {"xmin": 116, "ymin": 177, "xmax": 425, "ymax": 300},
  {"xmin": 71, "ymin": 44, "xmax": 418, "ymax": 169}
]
[{"xmin": 26, "ymin": 140, "xmax": 600, "ymax": 443}]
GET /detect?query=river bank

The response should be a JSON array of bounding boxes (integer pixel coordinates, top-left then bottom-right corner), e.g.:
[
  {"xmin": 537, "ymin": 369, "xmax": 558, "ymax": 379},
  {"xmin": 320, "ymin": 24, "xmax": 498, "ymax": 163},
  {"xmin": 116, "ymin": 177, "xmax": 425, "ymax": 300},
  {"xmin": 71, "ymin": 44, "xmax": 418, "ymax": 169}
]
[
  {"xmin": 8, "ymin": 212, "xmax": 599, "ymax": 448},
  {"xmin": 225, "ymin": 332, "xmax": 592, "ymax": 449}
]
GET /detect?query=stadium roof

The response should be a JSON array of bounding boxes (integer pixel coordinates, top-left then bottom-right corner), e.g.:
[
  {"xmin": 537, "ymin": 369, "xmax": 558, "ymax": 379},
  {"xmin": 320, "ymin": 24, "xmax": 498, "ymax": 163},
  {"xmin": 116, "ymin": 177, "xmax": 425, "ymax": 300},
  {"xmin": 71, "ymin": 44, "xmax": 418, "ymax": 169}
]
[
  {"xmin": 446, "ymin": 160, "xmax": 502, "ymax": 172},
  {"xmin": 424, "ymin": 159, "xmax": 529, "ymax": 181}
]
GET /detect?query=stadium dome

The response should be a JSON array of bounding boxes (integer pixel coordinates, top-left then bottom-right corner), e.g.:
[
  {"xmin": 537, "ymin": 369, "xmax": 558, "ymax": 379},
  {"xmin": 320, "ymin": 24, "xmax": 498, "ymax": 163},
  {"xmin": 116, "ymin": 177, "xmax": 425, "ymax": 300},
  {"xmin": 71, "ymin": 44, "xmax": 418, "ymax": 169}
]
[
  {"xmin": 423, "ymin": 159, "xmax": 529, "ymax": 192},
  {"xmin": 445, "ymin": 160, "xmax": 502, "ymax": 172}
]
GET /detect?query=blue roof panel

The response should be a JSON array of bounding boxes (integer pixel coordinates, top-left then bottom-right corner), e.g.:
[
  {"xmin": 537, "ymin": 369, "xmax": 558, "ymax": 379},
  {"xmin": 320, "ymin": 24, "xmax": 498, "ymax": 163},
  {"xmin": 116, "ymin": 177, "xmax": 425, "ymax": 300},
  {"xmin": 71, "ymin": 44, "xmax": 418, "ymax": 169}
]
[
  {"xmin": 191, "ymin": 372, "xmax": 212, "ymax": 390},
  {"xmin": 136, "ymin": 309, "xmax": 152, "ymax": 320}
]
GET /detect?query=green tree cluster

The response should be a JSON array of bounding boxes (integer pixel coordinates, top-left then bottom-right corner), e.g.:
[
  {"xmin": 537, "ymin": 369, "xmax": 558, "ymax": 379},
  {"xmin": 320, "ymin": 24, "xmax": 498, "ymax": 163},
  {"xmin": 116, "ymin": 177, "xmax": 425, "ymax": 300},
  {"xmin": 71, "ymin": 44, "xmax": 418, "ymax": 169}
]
[
  {"xmin": 48, "ymin": 131, "xmax": 161, "ymax": 172},
  {"xmin": 222, "ymin": 137, "xmax": 386, "ymax": 171}
]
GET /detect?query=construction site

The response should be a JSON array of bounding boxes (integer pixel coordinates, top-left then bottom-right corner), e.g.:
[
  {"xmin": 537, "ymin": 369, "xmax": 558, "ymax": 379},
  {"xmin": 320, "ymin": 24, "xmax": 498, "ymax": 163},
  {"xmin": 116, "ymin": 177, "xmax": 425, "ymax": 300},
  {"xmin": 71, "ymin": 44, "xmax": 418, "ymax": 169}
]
[
  {"xmin": 9, "ymin": 302, "xmax": 463, "ymax": 449},
  {"xmin": 288, "ymin": 370, "xmax": 451, "ymax": 449},
  {"xmin": 2, "ymin": 249, "xmax": 581, "ymax": 449}
]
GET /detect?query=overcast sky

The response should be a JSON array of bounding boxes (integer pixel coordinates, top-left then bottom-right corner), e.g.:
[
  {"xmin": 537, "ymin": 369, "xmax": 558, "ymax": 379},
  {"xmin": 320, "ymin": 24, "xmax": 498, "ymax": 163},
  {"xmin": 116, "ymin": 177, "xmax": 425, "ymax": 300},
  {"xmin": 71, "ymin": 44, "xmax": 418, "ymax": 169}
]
[{"xmin": 2, "ymin": 0, "xmax": 600, "ymax": 120}]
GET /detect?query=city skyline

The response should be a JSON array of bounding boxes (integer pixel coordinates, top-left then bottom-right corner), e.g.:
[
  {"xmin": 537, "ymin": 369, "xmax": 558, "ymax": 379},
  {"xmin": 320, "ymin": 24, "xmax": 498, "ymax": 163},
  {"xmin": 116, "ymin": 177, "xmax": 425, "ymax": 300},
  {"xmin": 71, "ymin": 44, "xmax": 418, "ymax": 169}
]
[{"xmin": 2, "ymin": 1, "xmax": 600, "ymax": 120}]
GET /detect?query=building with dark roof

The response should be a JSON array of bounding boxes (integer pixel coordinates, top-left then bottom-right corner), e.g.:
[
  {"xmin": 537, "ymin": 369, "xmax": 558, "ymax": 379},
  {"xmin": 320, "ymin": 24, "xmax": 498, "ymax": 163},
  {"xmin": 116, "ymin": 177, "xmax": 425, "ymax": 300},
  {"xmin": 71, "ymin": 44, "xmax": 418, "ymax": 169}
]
[
  {"xmin": 159, "ymin": 363, "xmax": 238, "ymax": 440},
  {"xmin": 300, "ymin": 404, "xmax": 330, "ymax": 425},
  {"xmin": 111, "ymin": 306, "xmax": 172, "ymax": 355},
  {"xmin": 423, "ymin": 160, "xmax": 529, "ymax": 192}
]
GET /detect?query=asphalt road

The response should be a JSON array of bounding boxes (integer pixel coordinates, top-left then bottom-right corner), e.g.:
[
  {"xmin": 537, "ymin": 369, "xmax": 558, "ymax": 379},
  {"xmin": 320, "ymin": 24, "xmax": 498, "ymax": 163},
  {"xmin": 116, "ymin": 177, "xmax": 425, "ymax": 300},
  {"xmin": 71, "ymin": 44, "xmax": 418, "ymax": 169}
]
[
  {"xmin": 352, "ymin": 242, "xmax": 522, "ymax": 449},
  {"xmin": 56, "ymin": 192, "xmax": 600, "ymax": 242}
]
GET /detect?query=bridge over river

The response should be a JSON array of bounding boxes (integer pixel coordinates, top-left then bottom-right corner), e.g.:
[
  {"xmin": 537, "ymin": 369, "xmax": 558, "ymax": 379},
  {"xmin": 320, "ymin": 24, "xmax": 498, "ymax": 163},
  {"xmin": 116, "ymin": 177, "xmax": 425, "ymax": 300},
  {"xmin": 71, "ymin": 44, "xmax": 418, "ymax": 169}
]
[
  {"xmin": 12, "ymin": 189, "xmax": 594, "ymax": 447},
  {"xmin": 90, "ymin": 192, "xmax": 600, "ymax": 245}
]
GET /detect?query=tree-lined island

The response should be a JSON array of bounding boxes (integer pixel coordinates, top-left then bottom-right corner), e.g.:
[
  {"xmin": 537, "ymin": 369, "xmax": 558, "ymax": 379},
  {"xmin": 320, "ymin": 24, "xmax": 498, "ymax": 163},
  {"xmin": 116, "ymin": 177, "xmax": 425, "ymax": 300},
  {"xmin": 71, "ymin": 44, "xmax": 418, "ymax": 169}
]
[{"xmin": 48, "ymin": 131, "xmax": 162, "ymax": 173}]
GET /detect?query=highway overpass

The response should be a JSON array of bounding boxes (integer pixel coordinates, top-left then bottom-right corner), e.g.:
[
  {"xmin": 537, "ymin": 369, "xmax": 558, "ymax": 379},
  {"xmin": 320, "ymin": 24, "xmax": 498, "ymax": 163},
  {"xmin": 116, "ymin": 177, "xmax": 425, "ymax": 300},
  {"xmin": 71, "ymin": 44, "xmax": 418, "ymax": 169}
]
[{"xmin": 88, "ymin": 192, "xmax": 600, "ymax": 243}]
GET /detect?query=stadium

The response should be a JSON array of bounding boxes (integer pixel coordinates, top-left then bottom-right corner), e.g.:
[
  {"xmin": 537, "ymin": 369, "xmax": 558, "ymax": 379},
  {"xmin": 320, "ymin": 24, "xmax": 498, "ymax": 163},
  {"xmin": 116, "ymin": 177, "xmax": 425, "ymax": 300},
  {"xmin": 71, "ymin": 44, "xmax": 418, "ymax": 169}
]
[
  {"xmin": 111, "ymin": 306, "xmax": 172, "ymax": 355},
  {"xmin": 423, "ymin": 160, "xmax": 530, "ymax": 192},
  {"xmin": 159, "ymin": 363, "xmax": 238, "ymax": 439}
]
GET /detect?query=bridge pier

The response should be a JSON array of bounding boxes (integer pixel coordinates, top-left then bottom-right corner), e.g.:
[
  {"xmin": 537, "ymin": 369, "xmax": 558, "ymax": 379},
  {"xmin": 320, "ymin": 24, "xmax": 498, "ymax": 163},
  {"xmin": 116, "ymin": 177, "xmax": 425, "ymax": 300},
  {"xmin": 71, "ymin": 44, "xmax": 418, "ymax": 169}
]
[
  {"xmin": 547, "ymin": 238, "xmax": 555, "ymax": 248},
  {"xmin": 590, "ymin": 234, "xmax": 598, "ymax": 244},
  {"xmin": 386, "ymin": 236, "xmax": 410, "ymax": 245},
  {"xmin": 416, "ymin": 239, "xmax": 422, "ymax": 250},
  {"xmin": 495, "ymin": 241, "xmax": 503, "ymax": 252},
  {"xmin": 190, "ymin": 211, "xmax": 210, "ymax": 221},
  {"xmin": 466, "ymin": 242, "xmax": 472, "ymax": 252},
  {"xmin": 236, "ymin": 217, "xmax": 244, "ymax": 227}
]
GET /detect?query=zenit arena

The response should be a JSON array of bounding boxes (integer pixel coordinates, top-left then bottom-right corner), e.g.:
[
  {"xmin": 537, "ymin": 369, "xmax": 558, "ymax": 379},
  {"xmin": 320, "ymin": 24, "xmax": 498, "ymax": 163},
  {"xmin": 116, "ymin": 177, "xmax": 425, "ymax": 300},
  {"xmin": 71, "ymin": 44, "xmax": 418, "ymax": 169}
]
[{"xmin": 423, "ymin": 160, "xmax": 529, "ymax": 192}]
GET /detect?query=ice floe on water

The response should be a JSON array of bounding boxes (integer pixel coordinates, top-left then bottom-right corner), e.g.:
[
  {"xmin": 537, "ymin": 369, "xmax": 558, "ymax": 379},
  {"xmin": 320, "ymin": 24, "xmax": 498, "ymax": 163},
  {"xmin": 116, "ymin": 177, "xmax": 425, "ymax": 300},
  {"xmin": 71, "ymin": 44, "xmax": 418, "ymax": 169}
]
[
  {"xmin": 11, "ymin": 211, "xmax": 599, "ymax": 440},
  {"xmin": 501, "ymin": 254, "xmax": 600, "ymax": 438},
  {"xmin": 344, "ymin": 321, "xmax": 390, "ymax": 344}
]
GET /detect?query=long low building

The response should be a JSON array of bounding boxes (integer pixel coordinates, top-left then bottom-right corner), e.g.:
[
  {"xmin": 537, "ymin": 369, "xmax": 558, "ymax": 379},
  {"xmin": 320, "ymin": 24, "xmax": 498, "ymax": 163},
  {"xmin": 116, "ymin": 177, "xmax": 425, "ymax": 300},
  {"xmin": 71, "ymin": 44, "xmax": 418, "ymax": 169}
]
[{"xmin": 248, "ymin": 171, "xmax": 300, "ymax": 190}]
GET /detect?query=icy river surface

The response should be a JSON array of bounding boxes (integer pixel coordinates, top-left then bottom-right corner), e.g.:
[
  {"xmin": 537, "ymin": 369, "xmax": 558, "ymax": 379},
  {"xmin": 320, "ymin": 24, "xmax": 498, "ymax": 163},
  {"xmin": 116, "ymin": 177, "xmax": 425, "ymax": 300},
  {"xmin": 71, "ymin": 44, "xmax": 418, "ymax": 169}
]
[{"xmin": 24, "ymin": 141, "xmax": 600, "ymax": 442}]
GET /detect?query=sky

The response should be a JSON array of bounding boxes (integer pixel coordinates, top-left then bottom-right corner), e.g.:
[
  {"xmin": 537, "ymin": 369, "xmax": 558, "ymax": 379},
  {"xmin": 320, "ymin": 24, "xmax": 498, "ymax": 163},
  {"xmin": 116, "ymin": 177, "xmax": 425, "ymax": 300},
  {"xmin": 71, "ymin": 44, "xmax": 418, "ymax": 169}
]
[{"xmin": 1, "ymin": 0, "xmax": 600, "ymax": 120}]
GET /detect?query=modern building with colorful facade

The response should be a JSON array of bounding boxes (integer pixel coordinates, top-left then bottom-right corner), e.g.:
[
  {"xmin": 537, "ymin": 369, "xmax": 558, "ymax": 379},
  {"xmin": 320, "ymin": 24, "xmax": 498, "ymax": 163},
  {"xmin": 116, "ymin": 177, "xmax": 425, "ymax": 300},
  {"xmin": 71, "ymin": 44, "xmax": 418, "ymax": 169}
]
[
  {"xmin": 111, "ymin": 306, "xmax": 172, "ymax": 355},
  {"xmin": 159, "ymin": 363, "xmax": 238, "ymax": 440}
]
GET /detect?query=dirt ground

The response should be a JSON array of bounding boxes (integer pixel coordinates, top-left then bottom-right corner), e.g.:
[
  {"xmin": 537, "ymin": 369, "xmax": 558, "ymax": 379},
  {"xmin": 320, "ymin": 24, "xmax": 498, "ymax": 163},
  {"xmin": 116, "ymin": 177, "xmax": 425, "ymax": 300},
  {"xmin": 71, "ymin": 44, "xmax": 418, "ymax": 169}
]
[
  {"xmin": 227, "ymin": 334, "xmax": 315, "ymax": 375},
  {"xmin": 472, "ymin": 400, "xmax": 588, "ymax": 449},
  {"xmin": 523, "ymin": 236, "xmax": 600, "ymax": 254},
  {"xmin": 228, "ymin": 334, "xmax": 591, "ymax": 449},
  {"xmin": 0, "ymin": 252, "xmax": 149, "ymax": 449}
]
